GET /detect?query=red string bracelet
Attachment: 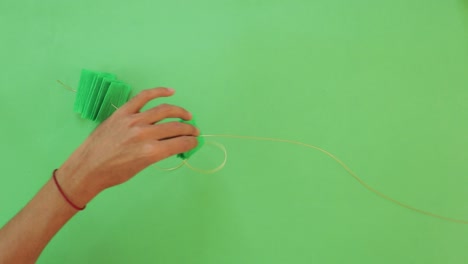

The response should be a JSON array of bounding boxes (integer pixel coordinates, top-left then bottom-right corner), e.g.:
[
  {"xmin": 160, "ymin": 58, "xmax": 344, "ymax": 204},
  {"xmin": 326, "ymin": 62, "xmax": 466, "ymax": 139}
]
[{"xmin": 52, "ymin": 169, "xmax": 86, "ymax": 211}]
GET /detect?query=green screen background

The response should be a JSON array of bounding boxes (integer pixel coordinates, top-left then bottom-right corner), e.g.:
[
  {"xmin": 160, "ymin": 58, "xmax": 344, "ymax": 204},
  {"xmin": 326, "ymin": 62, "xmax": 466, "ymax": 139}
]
[{"xmin": 1, "ymin": 0, "xmax": 467, "ymax": 263}]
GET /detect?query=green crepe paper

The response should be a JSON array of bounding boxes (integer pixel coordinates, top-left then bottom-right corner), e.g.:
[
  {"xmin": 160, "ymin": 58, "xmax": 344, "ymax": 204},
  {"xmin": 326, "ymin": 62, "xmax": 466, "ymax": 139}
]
[
  {"xmin": 115, "ymin": 81, "xmax": 132, "ymax": 107},
  {"xmin": 82, "ymin": 73, "xmax": 116, "ymax": 120},
  {"xmin": 80, "ymin": 74, "xmax": 99, "ymax": 119},
  {"xmin": 74, "ymin": 69, "xmax": 98, "ymax": 114},
  {"xmin": 177, "ymin": 117, "xmax": 205, "ymax": 160},
  {"xmin": 95, "ymin": 81, "xmax": 131, "ymax": 123},
  {"xmin": 90, "ymin": 76, "xmax": 115, "ymax": 120},
  {"xmin": 74, "ymin": 69, "xmax": 131, "ymax": 123}
]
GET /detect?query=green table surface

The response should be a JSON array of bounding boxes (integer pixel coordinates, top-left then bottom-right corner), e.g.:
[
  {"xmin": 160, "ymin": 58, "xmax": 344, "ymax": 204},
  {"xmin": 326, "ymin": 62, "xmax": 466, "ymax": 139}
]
[{"xmin": 1, "ymin": 0, "xmax": 467, "ymax": 263}]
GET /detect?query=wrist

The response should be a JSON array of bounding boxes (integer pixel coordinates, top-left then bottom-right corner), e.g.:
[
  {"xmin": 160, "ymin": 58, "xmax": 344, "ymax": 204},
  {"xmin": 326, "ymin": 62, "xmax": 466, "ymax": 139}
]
[{"xmin": 54, "ymin": 166, "xmax": 101, "ymax": 209}]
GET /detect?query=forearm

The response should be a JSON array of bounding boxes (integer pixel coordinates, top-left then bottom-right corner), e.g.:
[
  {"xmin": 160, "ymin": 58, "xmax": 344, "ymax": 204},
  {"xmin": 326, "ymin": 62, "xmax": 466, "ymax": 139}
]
[{"xmin": 0, "ymin": 173, "xmax": 89, "ymax": 264}]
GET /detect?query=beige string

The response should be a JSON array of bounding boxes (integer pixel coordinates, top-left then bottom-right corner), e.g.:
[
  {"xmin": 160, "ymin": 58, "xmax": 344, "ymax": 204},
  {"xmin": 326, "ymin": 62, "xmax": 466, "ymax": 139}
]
[
  {"xmin": 57, "ymin": 80, "xmax": 120, "ymax": 110},
  {"xmin": 192, "ymin": 134, "xmax": 468, "ymax": 225},
  {"xmin": 181, "ymin": 141, "xmax": 228, "ymax": 174},
  {"xmin": 155, "ymin": 160, "xmax": 186, "ymax": 171},
  {"xmin": 56, "ymin": 80, "xmax": 77, "ymax": 92}
]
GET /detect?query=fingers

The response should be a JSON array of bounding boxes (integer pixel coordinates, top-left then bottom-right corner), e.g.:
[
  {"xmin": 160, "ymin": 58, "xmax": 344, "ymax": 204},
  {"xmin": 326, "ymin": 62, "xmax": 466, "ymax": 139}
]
[
  {"xmin": 136, "ymin": 104, "xmax": 192, "ymax": 124},
  {"xmin": 117, "ymin": 87, "xmax": 199, "ymax": 163},
  {"xmin": 150, "ymin": 122, "xmax": 199, "ymax": 140},
  {"xmin": 120, "ymin": 88, "xmax": 174, "ymax": 114},
  {"xmin": 157, "ymin": 136, "xmax": 199, "ymax": 160}
]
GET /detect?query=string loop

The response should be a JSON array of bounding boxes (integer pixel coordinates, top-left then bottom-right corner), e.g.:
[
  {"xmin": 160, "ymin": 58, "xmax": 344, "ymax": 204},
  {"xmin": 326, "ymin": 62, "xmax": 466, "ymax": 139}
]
[{"xmin": 155, "ymin": 141, "xmax": 228, "ymax": 174}]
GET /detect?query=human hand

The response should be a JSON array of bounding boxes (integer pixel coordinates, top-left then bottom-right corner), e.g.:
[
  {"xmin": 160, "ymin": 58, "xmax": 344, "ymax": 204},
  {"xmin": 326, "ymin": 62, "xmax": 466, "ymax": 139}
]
[{"xmin": 55, "ymin": 87, "xmax": 199, "ymax": 208}]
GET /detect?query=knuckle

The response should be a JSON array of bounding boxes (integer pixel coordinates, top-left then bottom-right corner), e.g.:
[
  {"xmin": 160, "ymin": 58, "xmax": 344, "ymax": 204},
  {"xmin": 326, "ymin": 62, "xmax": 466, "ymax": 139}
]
[
  {"xmin": 141, "ymin": 142, "xmax": 157, "ymax": 158},
  {"xmin": 170, "ymin": 122, "xmax": 184, "ymax": 131},
  {"xmin": 130, "ymin": 126, "xmax": 146, "ymax": 140},
  {"xmin": 125, "ymin": 116, "xmax": 140, "ymax": 127},
  {"xmin": 138, "ymin": 90, "xmax": 153, "ymax": 100},
  {"xmin": 164, "ymin": 122, "xmax": 196, "ymax": 135},
  {"xmin": 157, "ymin": 103, "xmax": 172, "ymax": 112}
]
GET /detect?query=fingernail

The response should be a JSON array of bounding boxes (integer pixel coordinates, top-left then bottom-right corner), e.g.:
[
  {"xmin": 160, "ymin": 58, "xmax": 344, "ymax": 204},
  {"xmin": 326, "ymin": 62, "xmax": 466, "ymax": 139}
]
[{"xmin": 167, "ymin": 88, "xmax": 175, "ymax": 93}]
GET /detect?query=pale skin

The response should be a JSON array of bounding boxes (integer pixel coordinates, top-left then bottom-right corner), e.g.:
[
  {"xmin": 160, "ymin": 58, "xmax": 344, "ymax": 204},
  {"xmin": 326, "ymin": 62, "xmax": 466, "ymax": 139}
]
[{"xmin": 0, "ymin": 87, "xmax": 199, "ymax": 264}]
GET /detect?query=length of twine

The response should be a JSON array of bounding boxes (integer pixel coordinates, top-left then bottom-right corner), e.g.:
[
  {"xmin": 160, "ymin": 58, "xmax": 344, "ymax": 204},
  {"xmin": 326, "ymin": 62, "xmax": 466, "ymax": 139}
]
[{"xmin": 181, "ymin": 134, "xmax": 467, "ymax": 225}]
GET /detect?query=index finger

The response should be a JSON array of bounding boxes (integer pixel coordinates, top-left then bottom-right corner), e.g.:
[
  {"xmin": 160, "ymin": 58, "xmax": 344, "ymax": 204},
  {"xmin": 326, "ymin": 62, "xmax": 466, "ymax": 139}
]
[{"xmin": 120, "ymin": 88, "xmax": 175, "ymax": 114}]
